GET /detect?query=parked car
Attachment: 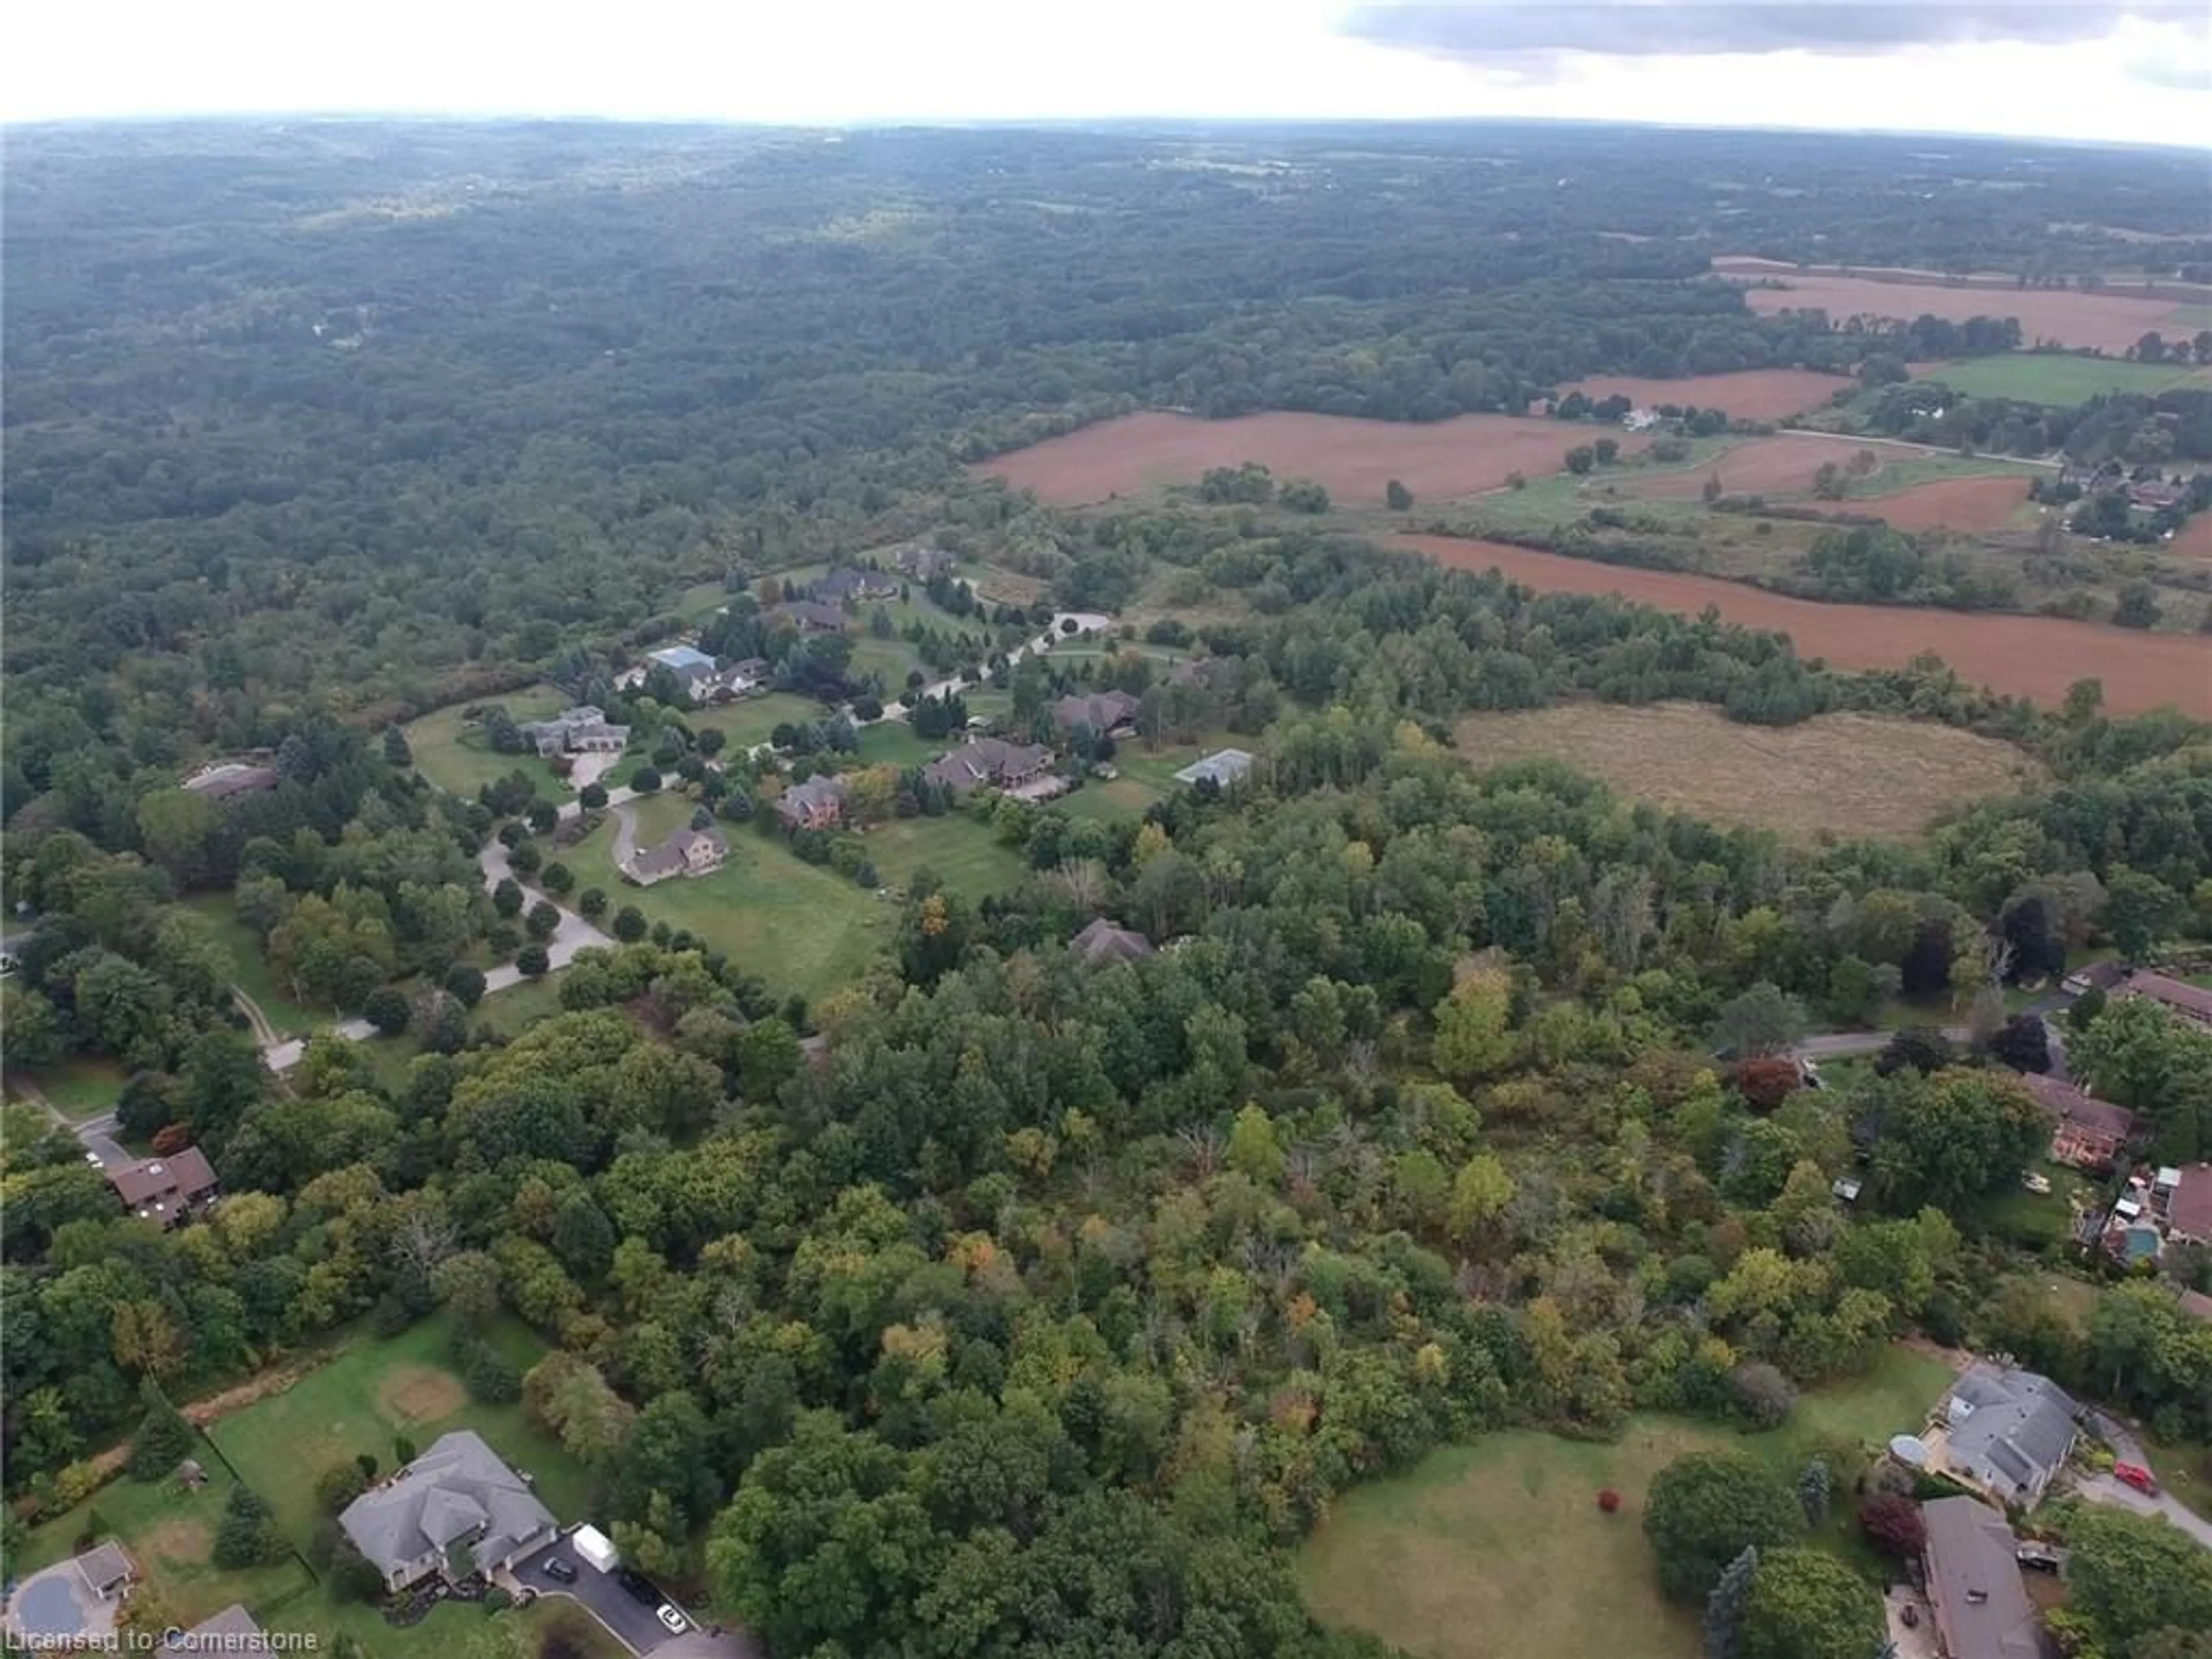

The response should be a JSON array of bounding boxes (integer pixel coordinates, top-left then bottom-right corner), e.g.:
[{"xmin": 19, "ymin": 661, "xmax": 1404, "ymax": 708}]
[
  {"xmin": 2114, "ymin": 1463, "xmax": 2160, "ymax": 1496},
  {"xmin": 657, "ymin": 1605, "xmax": 690, "ymax": 1634},
  {"xmin": 541, "ymin": 1556, "xmax": 578, "ymax": 1584},
  {"xmin": 616, "ymin": 1568, "xmax": 661, "ymax": 1605}
]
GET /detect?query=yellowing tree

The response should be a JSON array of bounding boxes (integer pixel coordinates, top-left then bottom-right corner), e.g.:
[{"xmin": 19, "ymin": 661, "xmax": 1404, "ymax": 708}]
[{"xmin": 1433, "ymin": 967, "xmax": 1515, "ymax": 1085}]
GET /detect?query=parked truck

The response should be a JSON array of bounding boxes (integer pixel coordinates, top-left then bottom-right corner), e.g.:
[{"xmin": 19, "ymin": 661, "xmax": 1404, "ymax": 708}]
[{"xmin": 572, "ymin": 1524, "xmax": 619, "ymax": 1573}]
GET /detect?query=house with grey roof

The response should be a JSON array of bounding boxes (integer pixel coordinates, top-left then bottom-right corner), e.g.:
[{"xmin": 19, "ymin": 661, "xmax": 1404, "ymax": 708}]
[
  {"xmin": 1071, "ymin": 917, "xmax": 1154, "ymax": 965},
  {"xmin": 1173, "ymin": 748, "xmax": 1254, "ymax": 789},
  {"xmin": 1931, "ymin": 1363, "xmax": 2080, "ymax": 1508},
  {"xmin": 774, "ymin": 775, "xmax": 848, "ymax": 831},
  {"xmin": 624, "ymin": 827, "xmax": 728, "ymax": 887},
  {"xmin": 809, "ymin": 566, "xmax": 899, "ymax": 605},
  {"xmin": 895, "ymin": 543, "xmax": 956, "ymax": 579},
  {"xmin": 171, "ymin": 1605, "xmax": 266, "ymax": 1653},
  {"xmin": 1921, "ymin": 1496, "xmax": 2042, "ymax": 1659},
  {"xmin": 921, "ymin": 737, "xmax": 1056, "ymax": 799},
  {"xmin": 1050, "ymin": 690, "xmax": 1141, "ymax": 740},
  {"xmin": 518, "ymin": 706, "xmax": 630, "ymax": 759},
  {"xmin": 769, "ymin": 600, "xmax": 851, "ymax": 633},
  {"xmin": 338, "ymin": 1430, "xmax": 556, "ymax": 1592}
]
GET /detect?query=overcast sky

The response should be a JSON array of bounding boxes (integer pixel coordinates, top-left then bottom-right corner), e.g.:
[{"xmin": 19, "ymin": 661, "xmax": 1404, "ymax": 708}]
[{"xmin": 5, "ymin": 1, "xmax": 2209, "ymax": 145}]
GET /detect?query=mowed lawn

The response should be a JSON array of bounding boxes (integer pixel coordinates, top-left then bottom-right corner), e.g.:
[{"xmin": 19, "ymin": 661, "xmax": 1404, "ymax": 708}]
[
  {"xmin": 19, "ymin": 1459, "xmax": 316, "ymax": 1628},
  {"xmin": 858, "ymin": 813, "xmax": 1029, "ymax": 896},
  {"xmin": 205, "ymin": 1315, "xmax": 593, "ymax": 1550},
  {"xmin": 690, "ymin": 692, "xmax": 828, "ymax": 750},
  {"xmin": 1456, "ymin": 702, "xmax": 2040, "ymax": 843},
  {"xmin": 8, "ymin": 1056, "xmax": 129, "ymax": 1121},
  {"xmin": 1918, "ymin": 352, "xmax": 2200, "ymax": 404},
  {"xmin": 181, "ymin": 893, "xmax": 319, "ymax": 1036},
  {"xmin": 405, "ymin": 685, "xmax": 573, "ymax": 802},
  {"xmin": 1298, "ymin": 1346, "xmax": 1955, "ymax": 1659}
]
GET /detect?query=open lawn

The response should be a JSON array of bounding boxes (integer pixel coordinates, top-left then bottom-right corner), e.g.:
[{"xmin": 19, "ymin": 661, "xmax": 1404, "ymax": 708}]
[
  {"xmin": 857, "ymin": 812, "xmax": 1029, "ymax": 897},
  {"xmin": 858, "ymin": 719, "xmax": 940, "ymax": 769},
  {"xmin": 690, "ymin": 692, "xmax": 828, "ymax": 750},
  {"xmin": 1059, "ymin": 775, "xmax": 1170, "ymax": 821},
  {"xmin": 1918, "ymin": 353, "xmax": 2201, "ymax": 404},
  {"xmin": 9, "ymin": 1056, "xmax": 128, "ymax": 1122},
  {"xmin": 1455, "ymin": 702, "xmax": 2040, "ymax": 842},
  {"xmin": 180, "ymin": 895, "xmax": 319, "ymax": 1036},
  {"xmin": 622, "ymin": 830, "xmax": 892, "ymax": 1001},
  {"xmin": 1298, "ymin": 1346, "xmax": 1955, "ymax": 1659},
  {"xmin": 20, "ymin": 1459, "xmax": 316, "ymax": 1631},
  {"xmin": 404, "ymin": 686, "xmax": 574, "ymax": 802},
  {"xmin": 205, "ymin": 1314, "xmax": 592, "ymax": 1551}
]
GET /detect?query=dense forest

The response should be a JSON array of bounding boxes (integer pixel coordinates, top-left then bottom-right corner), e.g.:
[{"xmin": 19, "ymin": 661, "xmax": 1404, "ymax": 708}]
[{"xmin": 7, "ymin": 123, "xmax": 2212, "ymax": 1659}]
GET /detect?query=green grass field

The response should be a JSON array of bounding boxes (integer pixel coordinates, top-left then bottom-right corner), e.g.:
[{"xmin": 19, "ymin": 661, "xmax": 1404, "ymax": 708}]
[
  {"xmin": 858, "ymin": 720, "xmax": 939, "ymax": 769},
  {"xmin": 205, "ymin": 1315, "xmax": 593, "ymax": 1548},
  {"xmin": 404, "ymin": 686, "xmax": 574, "ymax": 802},
  {"xmin": 180, "ymin": 895, "xmax": 319, "ymax": 1036},
  {"xmin": 690, "ymin": 692, "xmax": 827, "ymax": 750},
  {"xmin": 8, "ymin": 1056, "xmax": 129, "ymax": 1122},
  {"xmin": 1059, "ymin": 775, "xmax": 1170, "ymax": 821},
  {"xmin": 1298, "ymin": 1346, "xmax": 1954, "ymax": 1659},
  {"xmin": 19, "ymin": 1457, "xmax": 317, "ymax": 1630},
  {"xmin": 858, "ymin": 813, "xmax": 1030, "ymax": 896},
  {"xmin": 1918, "ymin": 353, "xmax": 2198, "ymax": 404},
  {"xmin": 1840, "ymin": 452, "xmax": 2043, "ymax": 498}
]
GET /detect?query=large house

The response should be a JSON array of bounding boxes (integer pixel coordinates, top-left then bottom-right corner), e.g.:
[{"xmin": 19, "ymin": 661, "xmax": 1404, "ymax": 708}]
[
  {"xmin": 2116, "ymin": 969, "xmax": 2212, "ymax": 1029},
  {"xmin": 518, "ymin": 706, "xmax": 629, "ymax": 759},
  {"xmin": 809, "ymin": 567, "xmax": 899, "ymax": 605},
  {"xmin": 107, "ymin": 1149, "xmax": 219, "ymax": 1229},
  {"xmin": 1050, "ymin": 690, "xmax": 1141, "ymax": 740},
  {"xmin": 2017, "ymin": 1074, "xmax": 2134, "ymax": 1169},
  {"xmin": 2166, "ymin": 1163, "xmax": 2212, "ymax": 1245},
  {"xmin": 621, "ymin": 646, "xmax": 765, "ymax": 703},
  {"xmin": 181, "ymin": 760, "xmax": 279, "ymax": 802},
  {"xmin": 339, "ymin": 1431, "xmax": 556, "ymax": 1593},
  {"xmin": 769, "ymin": 600, "xmax": 850, "ymax": 634},
  {"xmin": 1174, "ymin": 748, "xmax": 1255, "ymax": 789},
  {"xmin": 1071, "ymin": 917, "xmax": 1154, "ymax": 965},
  {"xmin": 921, "ymin": 737, "xmax": 1056, "ymax": 798},
  {"xmin": 1921, "ymin": 1496, "xmax": 2041, "ymax": 1659},
  {"xmin": 895, "ymin": 543, "xmax": 956, "ymax": 579},
  {"xmin": 624, "ymin": 827, "xmax": 728, "ymax": 887},
  {"xmin": 775, "ymin": 775, "xmax": 847, "ymax": 831},
  {"xmin": 1930, "ymin": 1363, "xmax": 2080, "ymax": 1508}
]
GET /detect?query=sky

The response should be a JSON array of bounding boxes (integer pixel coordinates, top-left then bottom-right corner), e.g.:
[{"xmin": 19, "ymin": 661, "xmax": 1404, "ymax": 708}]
[{"xmin": 5, "ymin": 1, "xmax": 2210, "ymax": 146}]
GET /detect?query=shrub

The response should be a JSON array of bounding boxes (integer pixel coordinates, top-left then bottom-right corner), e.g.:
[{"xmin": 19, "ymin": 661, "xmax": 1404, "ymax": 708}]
[
  {"xmin": 612, "ymin": 907, "xmax": 648, "ymax": 943},
  {"xmin": 578, "ymin": 887, "xmax": 609, "ymax": 918},
  {"xmin": 516, "ymin": 945, "xmax": 551, "ymax": 978},
  {"xmin": 630, "ymin": 766, "xmax": 662, "ymax": 793},
  {"xmin": 579, "ymin": 783, "xmax": 608, "ymax": 810},
  {"xmin": 213, "ymin": 1484, "xmax": 286, "ymax": 1570},
  {"xmin": 363, "ymin": 987, "xmax": 411, "ymax": 1036},
  {"xmin": 1858, "ymin": 1492, "xmax": 1926, "ymax": 1560},
  {"xmin": 126, "ymin": 1381, "xmax": 194, "ymax": 1480},
  {"xmin": 1597, "ymin": 1488, "xmax": 1622, "ymax": 1514},
  {"xmin": 444, "ymin": 964, "xmax": 488, "ymax": 1009},
  {"xmin": 1643, "ymin": 1451, "xmax": 1802, "ymax": 1603},
  {"xmin": 316, "ymin": 1462, "xmax": 371, "ymax": 1513}
]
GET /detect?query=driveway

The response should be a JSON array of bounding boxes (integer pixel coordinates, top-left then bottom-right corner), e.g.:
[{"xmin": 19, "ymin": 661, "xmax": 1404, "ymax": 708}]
[
  {"xmin": 2075, "ymin": 1472, "xmax": 2212, "ymax": 1550},
  {"xmin": 513, "ymin": 1539, "xmax": 762, "ymax": 1658},
  {"xmin": 1793, "ymin": 1026, "xmax": 1973, "ymax": 1060}
]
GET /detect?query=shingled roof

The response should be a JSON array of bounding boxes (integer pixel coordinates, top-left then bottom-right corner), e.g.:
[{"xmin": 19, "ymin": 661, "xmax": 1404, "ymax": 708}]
[{"xmin": 339, "ymin": 1431, "xmax": 554, "ymax": 1583}]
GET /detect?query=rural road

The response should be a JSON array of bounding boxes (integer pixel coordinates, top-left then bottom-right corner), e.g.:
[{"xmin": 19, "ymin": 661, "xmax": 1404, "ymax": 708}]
[
  {"xmin": 9, "ymin": 1076, "xmax": 132, "ymax": 1168},
  {"xmin": 1772, "ymin": 427, "xmax": 2062, "ymax": 470}
]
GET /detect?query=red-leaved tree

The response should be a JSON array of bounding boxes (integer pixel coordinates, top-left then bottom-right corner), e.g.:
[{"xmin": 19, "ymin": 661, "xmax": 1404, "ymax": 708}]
[{"xmin": 1859, "ymin": 1493, "xmax": 1926, "ymax": 1560}]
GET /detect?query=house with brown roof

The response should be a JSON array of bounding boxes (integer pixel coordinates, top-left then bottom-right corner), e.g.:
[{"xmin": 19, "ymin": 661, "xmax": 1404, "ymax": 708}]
[
  {"xmin": 921, "ymin": 737, "xmax": 1056, "ymax": 798},
  {"xmin": 2017, "ymin": 1074, "xmax": 2134, "ymax": 1169},
  {"xmin": 809, "ymin": 567, "xmax": 899, "ymax": 605},
  {"xmin": 1071, "ymin": 918, "xmax": 1155, "ymax": 964},
  {"xmin": 2167, "ymin": 1163, "xmax": 2212, "ymax": 1246},
  {"xmin": 181, "ymin": 761, "xmax": 280, "ymax": 802},
  {"xmin": 2116, "ymin": 970, "xmax": 2212, "ymax": 1029},
  {"xmin": 774, "ymin": 776, "xmax": 847, "ymax": 831},
  {"xmin": 107, "ymin": 1149, "xmax": 219, "ymax": 1228},
  {"xmin": 623, "ymin": 827, "xmax": 728, "ymax": 887},
  {"xmin": 769, "ymin": 600, "xmax": 851, "ymax": 633},
  {"xmin": 1050, "ymin": 690, "xmax": 1141, "ymax": 740},
  {"xmin": 1921, "ymin": 1496, "xmax": 2041, "ymax": 1659}
]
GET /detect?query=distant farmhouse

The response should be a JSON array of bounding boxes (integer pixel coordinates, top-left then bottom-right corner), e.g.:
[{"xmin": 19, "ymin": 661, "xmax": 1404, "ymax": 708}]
[
  {"xmin": 518, "ymin": 706, "xmax": 629, "ymax": 759},
  {"xmin": 181, "ymin": 760, "xmax": 279, "ymax": 801},
  {"xmin": 106, "ymin": 1149, "xmax": 219, "ymax": 1230},
  {"xmin": 1174, "ymin": 748, "xmax": 1254, "ymax": 789},
  {"xmin": 617, "ymin": 645, "xmax": 766, "ymax": 703},
  {"xmin": 623, "ymin": 826, "xmax": 728, "ymax": 887},
  {"xmin": 769, "ymin": 600, "xmax": 850, "ymax": 634},
  {"xmin": 809, "ymin": 567, "xmax": 899, "ymax": 606},
  {"xmin": 1050, "ymin": 690, "xmax": 1141, "ymax": 740},
  {"xmin": 921, "ymin": 737, "xmax": 1059, "ymax": 800},
  {"xmin": 775, "ymin": 775, "xmax": 848, "ymax": 831}
]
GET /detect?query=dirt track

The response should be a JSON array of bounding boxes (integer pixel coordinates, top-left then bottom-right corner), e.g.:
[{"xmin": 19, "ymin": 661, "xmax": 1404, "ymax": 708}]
[
  {"xmin": 978, "ymin": 412, "xmax": 1645, "ymax": 506},
  {"xmin": 1724, "ymin": 272, "xmax": 2199, "ymax": 354},
  {"xmin": 1559, "ymin": 370, "xmax": 1851, "ymax": 422},
  {"xmin": 1632, "ymin": 436, "xmax": 1876, "ymax": 498},
  {"xmin": 1394, "ymin": 533, "xmax": 2212, "ymax": 718}
]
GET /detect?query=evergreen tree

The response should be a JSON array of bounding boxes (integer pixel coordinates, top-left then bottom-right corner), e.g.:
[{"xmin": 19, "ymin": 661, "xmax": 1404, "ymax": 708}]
[
  {"xmin": 1704, "ymin": 1546, "xmax": 1759, "ymax": 1659},
  {"xmin": 1796, "ymin": 1459, "xmax": 1830, "ymax": 1529}
]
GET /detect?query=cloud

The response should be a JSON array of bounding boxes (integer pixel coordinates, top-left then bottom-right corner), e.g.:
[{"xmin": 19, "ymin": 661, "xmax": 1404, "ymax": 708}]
[{"xmin": 1340, "ymin": 1, "xmax": 2205, "ymax": 62}]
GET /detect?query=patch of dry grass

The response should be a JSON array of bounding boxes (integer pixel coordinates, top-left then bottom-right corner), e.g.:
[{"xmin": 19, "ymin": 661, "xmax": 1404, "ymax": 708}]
[{"xmin": 1456, "ymin": 702, "xmax": 2041, "ymax": 842}]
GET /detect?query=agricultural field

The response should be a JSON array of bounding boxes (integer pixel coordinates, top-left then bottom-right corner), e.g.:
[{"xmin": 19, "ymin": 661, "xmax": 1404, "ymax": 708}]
[
  {"xmin": 403, "ymin": 685, "xmax": 574, "ymax": 802},
  {"xmin": 1557, "ymin": 369, "xmax": 1853, "ymax": 421},
  {"xmin": 1849, "ymin": 474, "xmax": 2039, "ymax": 533},
  {"xmin": 1297, "ymin": 1347, "xmax": 1956, "ymax": 1659},
  {"xmin": 1722, "ymin": 267, "xmax": 2206, "ymax": 353},
  {"xmin": 978, "ymin": 411, "xmax": 1650, "ymax": 507},
  {"xmin": 1455, "ymin": 702, "xmax": 2041, "ymax": 842},
  {"xmin": 1399, "ymin": 533, "xmax": 2212, "ymax": 719},
  {"xmin": 1916, "ymin": 352, "xmax": 2204, "ymax": 404}
]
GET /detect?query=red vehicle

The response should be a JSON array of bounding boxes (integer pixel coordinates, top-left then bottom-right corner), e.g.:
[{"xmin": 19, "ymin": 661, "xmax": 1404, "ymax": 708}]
[{"xmin": 2114, "ymin": 1463, "xmax": 2160, "ymax": 1496}]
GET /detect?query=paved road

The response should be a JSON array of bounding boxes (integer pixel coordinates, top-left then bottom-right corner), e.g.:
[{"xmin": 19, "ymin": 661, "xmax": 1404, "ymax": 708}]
[
  {"xmin": 10, "ymin": 1075, "xmax": 132, "ymax": 1167},
  {"xmin": 2077, "ymin": 1472, "xmax": 2212, "ymax": 1550},
  {"xmin": 514, "ymin": 1537, "xmax": 762, "ymax": 1658}
]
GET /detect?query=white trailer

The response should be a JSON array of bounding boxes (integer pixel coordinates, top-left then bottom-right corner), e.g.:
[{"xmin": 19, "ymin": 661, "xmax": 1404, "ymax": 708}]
[{"xmin": 571, "ymin": 1524, "xmax": 619, "ymax": 1574}]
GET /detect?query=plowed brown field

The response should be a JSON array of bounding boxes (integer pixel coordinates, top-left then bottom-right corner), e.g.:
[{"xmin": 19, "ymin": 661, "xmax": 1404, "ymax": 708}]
[
  {"xmin": 1633, "ymin": 436, "xmax": 1876, "ymax": 498},
  {"xmin": 1726, "ymin": 272, "xmax": 2196, "ymax": 354},
  {"xmin": 1395, "ymin": 533, "xmax": 2212, "ymax": 718},
  {"xmin": 2172, "ymin": 516, "xmax": 2212, "ymax": 562},
  {"xmin": 1559, "ymin": 370, "xmax": 1851, "ymax": 421},
  {"xmin": 978, "ymin": 412, "xmax": 1641, "ymax": 506},
  {"xmin": 1855, "ymin": 476, "xmax": 2035, "ymax": 532}
]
